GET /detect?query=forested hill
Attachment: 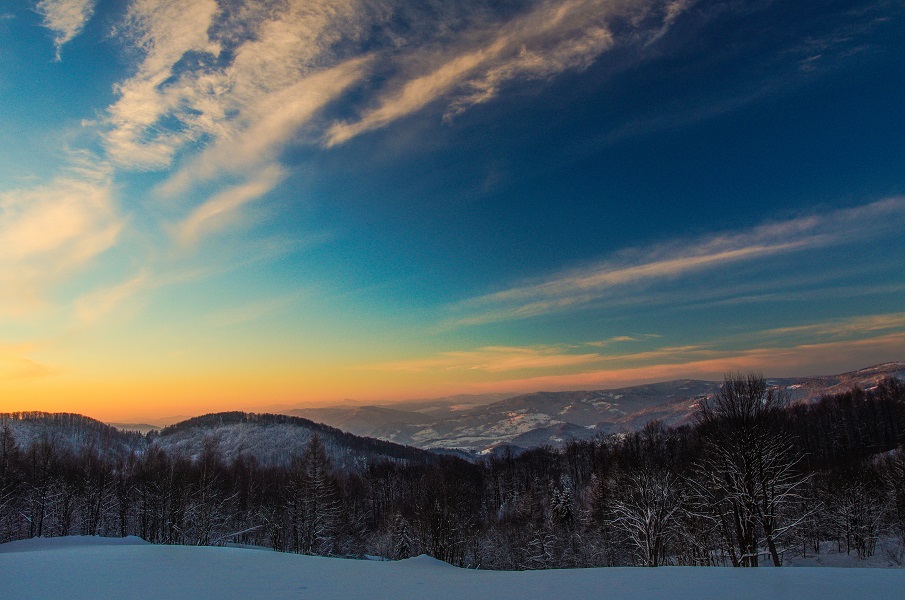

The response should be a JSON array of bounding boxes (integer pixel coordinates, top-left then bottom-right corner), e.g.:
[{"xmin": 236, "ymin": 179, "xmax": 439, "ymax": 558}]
[
  {"xmin": 153, "ymin": 411, "xmax": 439, "ymax": 469},
  {"xmin": 0, "ymin": 410, "xmax": 441, "ymax": 472},
  {"xmin": 0, "ymin": 412, "xmax": 143, "ymax": 458}
]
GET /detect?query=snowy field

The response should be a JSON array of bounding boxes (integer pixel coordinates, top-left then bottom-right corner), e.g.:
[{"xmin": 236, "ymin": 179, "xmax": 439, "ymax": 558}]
[{"xmin": 2, "ymin": 537, "xmax": 905, "ymax": 600}]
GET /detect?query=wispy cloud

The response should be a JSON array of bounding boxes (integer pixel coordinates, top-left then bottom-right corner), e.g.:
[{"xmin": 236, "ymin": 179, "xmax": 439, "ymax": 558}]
[
  {"xmin": 442, "ymin": 198, "xmax": 905, "ymax": 327},
  {"xmin": 72, "ymin": 272, "xmax": 149, "ymax": 324},
  {"xmin": 756, "ymin": 312, "xmax": 905, "ymax": 340},
  {"xmin": 472, "ymin": 331, "xmax": 905, "ymax": 392},
  {"xmin": 45, "ymin": 0, "xmax": 696, "ymax": 329},
  {"xmin": 375, "ymin": 312, "xmax": 905, "ymax": 390},
  {"xmin": 367, "ymin": 344, "xmax": 606, "ymax": 374},
  {"xmin": 790, "ymin": 0, "xmax": 901, "ymax": 72},
  {"xmin": 102, "ymin": 0, "xmax": 684, "ymax": 156},
  {"xmin": 0, "ymin": 166, "xmax": 122, "ymax": 317},
  {"xmin": 36, "ymin": 0, "xmax": 95, "ymax": 60},
  {"xmin": 367, "ymin": 342, "xmax": 723, "ymax": 376},
  {"xmin": 173, "ymin": 166, "xmax": 286, "ymax": 246},
  {"xmin": 326, "ymin": 0, "xmax": 687, "ymax": 145},
  {"xmin": 158, "ymin": 57, "xmax": 368, "ymax": 197},
  {"xmin": 586, "ymin": 334, "xmax": 661, "ymax": 347},
  {"xmin": 93, "ymin": 0, "xmax": 377, "ymax": 269}
]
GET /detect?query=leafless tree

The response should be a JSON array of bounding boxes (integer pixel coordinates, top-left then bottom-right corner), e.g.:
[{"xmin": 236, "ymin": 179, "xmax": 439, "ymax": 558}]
[
  {"xmin": 610, "ymin": 467, "xmax": 683, "ymax": 566},
  {"xmin": 695, "ymin": 373, "xmax": 808, "ymax": 566}
]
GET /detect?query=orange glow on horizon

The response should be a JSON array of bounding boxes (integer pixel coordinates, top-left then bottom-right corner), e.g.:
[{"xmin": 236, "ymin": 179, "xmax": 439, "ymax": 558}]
[{"xmin": 2, "ymin": 332, "xmax": 901, "ymax": 423}]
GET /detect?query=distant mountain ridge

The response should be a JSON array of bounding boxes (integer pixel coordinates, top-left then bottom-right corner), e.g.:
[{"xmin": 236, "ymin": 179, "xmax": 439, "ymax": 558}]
[{"xmin": 284, "ymin": 362, "xmax": 905, "ymax": 453}]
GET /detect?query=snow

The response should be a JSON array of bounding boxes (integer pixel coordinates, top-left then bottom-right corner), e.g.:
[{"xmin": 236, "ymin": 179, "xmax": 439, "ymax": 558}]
[
  {"xmin": 784, "ymin": 539, "xmax": 905, "ymax": 569},
  {"xmin": 2, "ymin": 537, "xmax": 905, "ymax": 600},
  {"xmin": 0, "ymin": 535, "xmax": 149, "ymax": 553}
]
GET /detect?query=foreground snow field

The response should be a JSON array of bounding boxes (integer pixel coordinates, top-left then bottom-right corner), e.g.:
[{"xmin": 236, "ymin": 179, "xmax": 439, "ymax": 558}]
[{"xmin": 2, "ymin": 537, "xmax": 904, "ymax": 600}]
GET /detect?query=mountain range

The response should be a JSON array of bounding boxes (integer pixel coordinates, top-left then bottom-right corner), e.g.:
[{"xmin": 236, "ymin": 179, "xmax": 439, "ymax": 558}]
[{"xmin": 280, "ymin": 362, "xmax": 905, "ymax": 453}]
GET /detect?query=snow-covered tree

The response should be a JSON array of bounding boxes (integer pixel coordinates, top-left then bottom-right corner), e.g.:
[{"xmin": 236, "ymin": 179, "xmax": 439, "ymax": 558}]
[{"xmin": 391, "ymin": 513, "xmax": 415, "ymax": 559}]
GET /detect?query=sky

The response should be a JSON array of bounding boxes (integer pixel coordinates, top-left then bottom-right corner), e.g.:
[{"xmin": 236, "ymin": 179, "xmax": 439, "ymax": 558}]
[{"xmin": 0, "ymin": 0, "xmax": 903, "ymax": 422}]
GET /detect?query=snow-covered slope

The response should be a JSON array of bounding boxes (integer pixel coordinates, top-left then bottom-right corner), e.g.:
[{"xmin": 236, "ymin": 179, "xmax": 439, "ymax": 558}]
[{"xmin": 2, "ymin": 536, "xmax": 904, "ymax": 600}]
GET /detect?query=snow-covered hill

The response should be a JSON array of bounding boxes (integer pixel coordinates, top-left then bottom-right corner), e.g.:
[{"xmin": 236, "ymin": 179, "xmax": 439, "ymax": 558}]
[
  {"xmin": 151, "ymin": 412, "xmax": 438, "ymax": 470},
  {"xmin": 1, "ymin": 536, "xmax": 903, "ymax": 600},
  {"xmin": 0, "ymin": 412, "xmax": 144, "ymax": 457}
]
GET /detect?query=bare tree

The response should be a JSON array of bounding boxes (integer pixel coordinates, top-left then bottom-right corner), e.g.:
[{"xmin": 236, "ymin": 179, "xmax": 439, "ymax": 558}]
[
  {"xmin": 695, "ymin": 373, "xmax": 807, "ymax": 566},
  {"xmin": 825, "ymin": 465, "xmax": 885, "ymax": 559},
  {"xmin": 610, "ymin": 467, "xmax": 683, "ymax": 566}
]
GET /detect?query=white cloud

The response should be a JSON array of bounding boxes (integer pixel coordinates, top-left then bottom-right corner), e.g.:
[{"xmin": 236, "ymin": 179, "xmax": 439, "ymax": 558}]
[
  {"xmin": 586, "ymin": 334, "xmax": 660, "ymax": 347},
  {"xmin": 36, "ymin": 0, "xmax": 95, "ymax": 59},
  {"xmin": 100, "ymin": 0, "xmax": 692, "ymax": 196},
  {"xmin": 104, "ymin": 0, "xmax": 371, "ymax": 175},
  {"xmin": 326, "ymin": 42, "xmax": 500, "ymax": 145},
  {"xmin": 103, "ymin": 0, "xmax": 221, "ymax": 169},
  {"xmin": 159, "ymin": 57, "xmax": 368, "ymax": 197},
  {"xmin": 94, "ymin": 0, "xmax": 697, "ymax": 176}
]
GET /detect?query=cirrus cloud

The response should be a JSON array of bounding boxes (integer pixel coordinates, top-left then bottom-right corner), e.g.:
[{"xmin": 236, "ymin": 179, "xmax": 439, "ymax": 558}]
[{"xmin": 36, "ymin": 0, "xmax": 95, "ymax": 60}]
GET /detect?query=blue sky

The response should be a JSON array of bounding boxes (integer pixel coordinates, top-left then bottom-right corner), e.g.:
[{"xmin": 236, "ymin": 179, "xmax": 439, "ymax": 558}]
[{"xmin": 0, "ymin": 0, "xmax": 903, "ymax": 420}]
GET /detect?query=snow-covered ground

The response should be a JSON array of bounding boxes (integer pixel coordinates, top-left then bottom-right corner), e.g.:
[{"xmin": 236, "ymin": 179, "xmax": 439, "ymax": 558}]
[
  {"xmin": 2, "ymin": 537, "xmax": 904, "ymax": 599},
  {"xmin": 784, "ymin": 538, "xmax": 905, "ymax": 569}
]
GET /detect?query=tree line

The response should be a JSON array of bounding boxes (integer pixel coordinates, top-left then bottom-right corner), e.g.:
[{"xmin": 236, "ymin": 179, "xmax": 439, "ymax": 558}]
[{"xmin": 1, "ymin": 374, "xmax": 904, "ymax": 568}]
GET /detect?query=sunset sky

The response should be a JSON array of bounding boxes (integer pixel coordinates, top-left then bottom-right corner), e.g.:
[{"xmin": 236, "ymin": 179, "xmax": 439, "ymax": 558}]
[{"xmin": 1, "ymin": 0, "xmax": 903, "ymax": 422}]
